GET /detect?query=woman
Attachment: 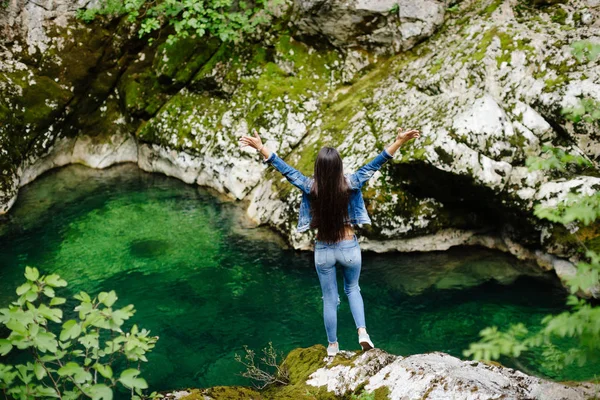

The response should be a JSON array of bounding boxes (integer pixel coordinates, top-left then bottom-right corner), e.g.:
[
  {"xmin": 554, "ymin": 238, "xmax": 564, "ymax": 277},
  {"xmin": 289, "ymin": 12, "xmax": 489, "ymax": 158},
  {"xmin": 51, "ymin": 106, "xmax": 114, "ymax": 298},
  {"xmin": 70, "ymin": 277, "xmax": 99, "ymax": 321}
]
[{"xmin": 239, "ymin": 127, "xmax": 420, "ymax": 357}]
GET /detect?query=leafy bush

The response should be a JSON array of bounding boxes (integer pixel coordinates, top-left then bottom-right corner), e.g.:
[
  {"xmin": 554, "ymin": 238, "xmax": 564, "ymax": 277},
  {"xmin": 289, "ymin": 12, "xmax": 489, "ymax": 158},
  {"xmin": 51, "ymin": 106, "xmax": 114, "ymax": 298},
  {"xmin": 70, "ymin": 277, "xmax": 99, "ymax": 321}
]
[
  {"xmin": 76, "ymin": 0, "xmax": 284, "ymax": 44},
  {"xmin": 526, "ymin": 144, "xmax": 593, "ymax": 174},
  {"xmin": 0, "ymin": 267, "xmax": 160, "ymax": 399},
  {"xmin": 464, "ymin": 147, "xmax": 600, "ymax": 371}
]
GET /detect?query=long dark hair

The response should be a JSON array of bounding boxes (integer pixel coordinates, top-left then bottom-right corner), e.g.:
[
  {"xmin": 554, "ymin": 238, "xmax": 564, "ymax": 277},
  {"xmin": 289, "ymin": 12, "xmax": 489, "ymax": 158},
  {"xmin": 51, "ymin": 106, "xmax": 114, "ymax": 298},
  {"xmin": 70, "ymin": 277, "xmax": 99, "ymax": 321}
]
[{"xmin": 309, "ymin": 147, "xmax": 350, "ymax": 244}]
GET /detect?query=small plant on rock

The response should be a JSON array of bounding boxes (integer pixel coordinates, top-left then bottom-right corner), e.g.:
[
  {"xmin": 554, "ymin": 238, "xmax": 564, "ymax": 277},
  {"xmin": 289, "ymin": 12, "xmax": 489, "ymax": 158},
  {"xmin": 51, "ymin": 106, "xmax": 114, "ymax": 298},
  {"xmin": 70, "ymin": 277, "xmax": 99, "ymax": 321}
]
[
  {"xmin": 234, "ymin": 341, "xmax": 289, "ymax": 389},
  {"xmin": 0, "ymin": 266, "xmax": 161, "ymax": 400}
]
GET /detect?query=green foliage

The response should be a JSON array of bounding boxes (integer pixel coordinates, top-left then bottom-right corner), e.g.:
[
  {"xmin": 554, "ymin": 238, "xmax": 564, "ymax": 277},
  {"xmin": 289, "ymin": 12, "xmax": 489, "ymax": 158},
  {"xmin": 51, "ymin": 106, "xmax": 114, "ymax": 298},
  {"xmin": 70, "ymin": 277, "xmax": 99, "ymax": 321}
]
[
  {"xmin": 465, "ymin": 39, "xmax": 600, "ymax": 373},
  {"xmin": 525, "ymin": 144, "xmax": 592, "ymax": 172},
  {"xmin": 350, "ymin": 391, "xmax": 376, "ymax": 400},
  {"xmin": 463, "ymin": 324, "xmax": 529, "ymax": 361},
  {"xmin": 76, "ymin": 0, "xmax": 284, "ymax": 45},
  {"xmin": 447, "ymin": 4, "xmax": 460, "ymax": 13},
  {"xmin": 464, "ymin": 189, "xmax": 600, "ymax": 371},
  {"xmin": 534, "ymin": 193, "xmax": 600, "ymax": 226},
  {"xmin": 561, "ymin": 98, "xmax": 600, "ymax": 125},
  {"xmin": 570, "ymin": 40, "xmax": 600, "ymax": 63},
  {"xmin": 0, "ymin": 267, "xmax": 161, "ymax": 400}
]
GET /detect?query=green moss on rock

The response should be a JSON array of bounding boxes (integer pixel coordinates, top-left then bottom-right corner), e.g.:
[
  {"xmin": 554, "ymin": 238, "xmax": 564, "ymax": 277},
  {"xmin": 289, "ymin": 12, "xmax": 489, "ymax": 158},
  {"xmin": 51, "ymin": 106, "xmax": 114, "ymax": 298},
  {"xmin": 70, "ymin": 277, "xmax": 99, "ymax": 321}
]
[
  {"xmin": 551, "ymin": 7, "xmax": 568, "ymax": 24},
  {"xmin": 282, "ymin": 345, "xmax": 328, "ymax": 384},
  {"xmin": 259, "ymin": 345, "xmax": 342, "ymax": 400},
  {"xmin": 179, "ymin": 386, "xmax": 262, "ymax": 399},
  {"xmin": 153, "ymin": 36, "xmax": 221, "ymax": 85},
  {"xmin": 22, "ymin": 75, "xmax": 73, "ymax": 126}
]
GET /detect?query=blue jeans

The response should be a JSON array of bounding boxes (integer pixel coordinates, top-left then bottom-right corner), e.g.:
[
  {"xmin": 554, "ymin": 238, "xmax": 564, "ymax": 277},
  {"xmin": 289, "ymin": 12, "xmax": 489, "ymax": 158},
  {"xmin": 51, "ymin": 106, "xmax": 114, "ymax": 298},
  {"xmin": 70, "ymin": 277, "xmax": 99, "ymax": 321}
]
[{"xmin": 314, "ymin": 234, "xmax": 366, "ymax": 344}]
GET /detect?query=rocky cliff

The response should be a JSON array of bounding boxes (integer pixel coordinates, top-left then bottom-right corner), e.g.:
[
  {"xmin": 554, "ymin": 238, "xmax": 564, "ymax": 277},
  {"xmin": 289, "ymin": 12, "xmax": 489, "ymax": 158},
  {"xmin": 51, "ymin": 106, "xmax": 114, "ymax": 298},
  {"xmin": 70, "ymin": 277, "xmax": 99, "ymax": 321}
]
[
  {"xmin": 1, "ymin": 0, "xmax": 599, "ymax": 291},
  {"xmin": 162, "ymin": 345, "xmax": 599, "ymax": 399}
]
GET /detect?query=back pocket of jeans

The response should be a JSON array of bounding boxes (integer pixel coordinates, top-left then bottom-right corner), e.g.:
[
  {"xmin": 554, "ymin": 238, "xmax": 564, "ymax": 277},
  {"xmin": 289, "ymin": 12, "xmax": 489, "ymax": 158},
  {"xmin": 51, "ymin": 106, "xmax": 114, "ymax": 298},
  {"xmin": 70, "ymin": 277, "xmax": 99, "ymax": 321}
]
[
  {"xmin": 342, "ymin": 245, "xmax": 360, "ymax": 264},
  {"xmin": 315, "ymin": 249, "xmax": 327, "ymax": 266}
]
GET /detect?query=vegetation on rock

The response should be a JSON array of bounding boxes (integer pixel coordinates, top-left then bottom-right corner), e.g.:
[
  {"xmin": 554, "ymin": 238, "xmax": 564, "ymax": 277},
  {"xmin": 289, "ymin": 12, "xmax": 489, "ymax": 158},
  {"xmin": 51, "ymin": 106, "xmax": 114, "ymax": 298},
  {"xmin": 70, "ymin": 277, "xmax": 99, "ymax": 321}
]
[
  {"xmin": 234, "ymin": 342, "xmax": 290, "ymax": 389},
  {"xmin": 76, "ymin": 0, "xmax": 284, "ymax": 44}
]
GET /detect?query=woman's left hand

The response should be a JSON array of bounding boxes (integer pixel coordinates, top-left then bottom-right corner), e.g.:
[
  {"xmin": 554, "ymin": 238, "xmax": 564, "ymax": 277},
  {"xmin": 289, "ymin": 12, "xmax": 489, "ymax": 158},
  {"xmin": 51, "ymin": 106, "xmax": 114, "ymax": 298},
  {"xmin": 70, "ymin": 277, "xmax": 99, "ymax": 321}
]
[{"xmin": 239, "ymin": 129, "xmax": 263, "ymax": 150}]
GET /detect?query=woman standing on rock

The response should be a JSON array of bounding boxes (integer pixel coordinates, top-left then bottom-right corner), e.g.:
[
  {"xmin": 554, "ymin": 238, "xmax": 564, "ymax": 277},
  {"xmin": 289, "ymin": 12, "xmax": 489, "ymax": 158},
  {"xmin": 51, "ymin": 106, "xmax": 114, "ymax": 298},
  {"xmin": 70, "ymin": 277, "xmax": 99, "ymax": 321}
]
[{"xmin": 239, "ymin": 127, "xmax": 420, "ymax": 356}]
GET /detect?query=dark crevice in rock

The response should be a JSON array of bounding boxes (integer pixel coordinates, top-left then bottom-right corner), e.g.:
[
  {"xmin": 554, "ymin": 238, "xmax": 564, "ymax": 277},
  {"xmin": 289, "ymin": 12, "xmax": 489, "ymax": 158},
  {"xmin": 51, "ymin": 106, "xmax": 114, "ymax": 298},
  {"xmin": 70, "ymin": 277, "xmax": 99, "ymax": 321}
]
[
  {"xmin": 531, "ymin": 99, "xmax": 576, "ymax": 146},
  {"xmin": 388, "ymin": 161, "xmax": 543, "ymax": 247},
  {"xmin": 27, "ymin": 0, "xmax": 50, "ymax": 11}
]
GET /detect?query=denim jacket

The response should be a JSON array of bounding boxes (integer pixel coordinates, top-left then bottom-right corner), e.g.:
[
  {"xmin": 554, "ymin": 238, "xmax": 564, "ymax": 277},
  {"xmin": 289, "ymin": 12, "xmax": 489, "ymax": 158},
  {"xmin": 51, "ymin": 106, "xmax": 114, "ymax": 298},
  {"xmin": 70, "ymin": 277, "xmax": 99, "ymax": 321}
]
[{"xmin": 262, "ymin": 148, "xmax": 394, "ymax": 232}]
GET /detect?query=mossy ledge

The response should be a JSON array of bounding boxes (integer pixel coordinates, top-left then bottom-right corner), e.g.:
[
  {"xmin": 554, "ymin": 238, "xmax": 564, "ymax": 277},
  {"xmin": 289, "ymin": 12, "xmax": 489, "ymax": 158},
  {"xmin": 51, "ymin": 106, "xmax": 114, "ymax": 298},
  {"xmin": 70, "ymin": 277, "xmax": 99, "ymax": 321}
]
[{"xmin": 158, "ymin": 344, "xmax": 598, "ymax": 399}]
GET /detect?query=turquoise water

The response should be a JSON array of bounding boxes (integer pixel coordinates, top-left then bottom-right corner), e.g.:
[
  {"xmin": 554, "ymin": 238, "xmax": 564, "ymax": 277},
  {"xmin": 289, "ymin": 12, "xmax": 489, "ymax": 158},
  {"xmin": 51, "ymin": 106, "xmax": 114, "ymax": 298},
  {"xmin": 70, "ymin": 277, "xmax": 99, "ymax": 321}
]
[{"xmin": 0, "ymin": 163, "xmax": 596, "ymax": 396}]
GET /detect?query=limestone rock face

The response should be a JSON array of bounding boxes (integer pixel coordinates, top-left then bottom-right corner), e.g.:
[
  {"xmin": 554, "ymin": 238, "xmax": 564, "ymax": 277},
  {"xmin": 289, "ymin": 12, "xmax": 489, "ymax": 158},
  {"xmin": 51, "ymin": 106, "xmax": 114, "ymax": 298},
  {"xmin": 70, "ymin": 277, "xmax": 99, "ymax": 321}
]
[
  {"xmin": 291, "ymin": 0, "xmax": 446, "ymax": 54},
  {"xmin": 0, "ymin": 0, "xmax": 96, "ymax": 54},
  {"xmin": 305, "ymin": 347, "xmax": 599, "ymax": 399}
]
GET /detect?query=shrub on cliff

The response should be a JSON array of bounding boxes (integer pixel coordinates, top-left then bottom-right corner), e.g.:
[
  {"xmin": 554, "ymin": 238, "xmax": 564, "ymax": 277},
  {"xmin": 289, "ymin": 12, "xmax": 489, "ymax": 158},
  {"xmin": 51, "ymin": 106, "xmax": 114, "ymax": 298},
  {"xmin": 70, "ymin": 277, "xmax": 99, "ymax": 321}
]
[{"xmin": 76, "ymin": 0, "xmax": 284, "ymax": 44}]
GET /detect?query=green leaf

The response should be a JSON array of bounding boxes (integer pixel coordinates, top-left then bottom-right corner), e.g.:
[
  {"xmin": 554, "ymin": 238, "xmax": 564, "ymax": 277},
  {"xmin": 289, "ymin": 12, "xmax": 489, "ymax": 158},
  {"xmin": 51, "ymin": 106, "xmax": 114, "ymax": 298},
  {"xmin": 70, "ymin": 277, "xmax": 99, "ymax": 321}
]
[
  {"xmin": 74, "ymin": 291, "xmax": 92, "ymax": 303},
  {"xmin": 110, "ymin": 304, "xmax": 135, "ymax": 329},
  {"xmin": 98, "ymin": 290, "xmax": 118, "ymax": 307},
  {"xmin": 44, "ymin": 274, "xmax": 67, "ymax": 287},
  {"xmin": 6, "ymin": 319, "xmax": 27, "ymax": 335},
  {"xmin": 60, "ymin": 320, "xmax": 82, "ymax": 341},
  {"xmin": 57, "ymin": 361, "xmax": 92, "ymax": 384},
  {"xmin": 118, "ymin": 368, "xmax": 148, "ymax": 390},
  {"xmin": 79, "ymin": 332, "xmax": 100, "ymax": 349},
  {"xmin": 87, "ymin": 384, "xmax": 113, "ymax": 400},
  {"xmin": 57, "ymin": 362, "xmax": 81, "ymax": 377},
  {"xmin": 25, "ymin": 290, "xmax": 39, "ymax": 303},
  {"xmin": 33, "ymin": 331, "xmax": 58, "ymax": 353},
  {"xmin": 33, "ymin": 385, "xmax": 59, "ymax": 398},
  {"xmin": 0, "ymin": 338, "xmax": 13, "ymax": 356},
  {"xmin": 33, "ymin": 362, "xmax": 47, "ymax": 380},
  {"xmin": 25, "ymin": 266, "xmax": 40, "ymax": 281},
  {"xmin": 93, "ymin": 363, "xmax": 113, "ymax": 379},
  {"xmin": 16, "ymin": 282, "xmax": 31, "ymax": 296},
  {"xmin": 75, "ymin": 301, "xmax": 94, "ymax": 320},
  {"xmin": 50, "ymin": 297, "xmax": 67, "ymax": 306},
  {"xmin": 29, "ymin": 322, "xmax": 39, "ymax": 337},
  {"xmin": 37, "ymin": 304, "xmax": 63, "ymax": 323},
  {"xmin": 43, "ymin": 286, "xmax": 56, "ymax": 298}
]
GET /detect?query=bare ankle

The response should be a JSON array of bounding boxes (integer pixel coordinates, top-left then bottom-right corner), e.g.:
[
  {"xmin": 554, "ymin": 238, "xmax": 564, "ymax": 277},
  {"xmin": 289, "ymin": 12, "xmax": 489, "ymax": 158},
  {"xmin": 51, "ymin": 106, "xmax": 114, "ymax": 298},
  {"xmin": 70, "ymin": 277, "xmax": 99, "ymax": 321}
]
[{"xmin": 357, "ymin": 327, "xmax": 367, "ymax": 335}]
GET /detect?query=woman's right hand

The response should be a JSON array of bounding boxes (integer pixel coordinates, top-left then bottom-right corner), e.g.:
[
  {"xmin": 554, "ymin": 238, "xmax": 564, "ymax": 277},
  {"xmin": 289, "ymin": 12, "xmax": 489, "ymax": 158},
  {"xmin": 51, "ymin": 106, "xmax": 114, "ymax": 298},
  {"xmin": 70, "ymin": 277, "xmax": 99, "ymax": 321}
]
[{"xmin": 396, "ymin": 127, "xmax": 421, "ymax": 144}]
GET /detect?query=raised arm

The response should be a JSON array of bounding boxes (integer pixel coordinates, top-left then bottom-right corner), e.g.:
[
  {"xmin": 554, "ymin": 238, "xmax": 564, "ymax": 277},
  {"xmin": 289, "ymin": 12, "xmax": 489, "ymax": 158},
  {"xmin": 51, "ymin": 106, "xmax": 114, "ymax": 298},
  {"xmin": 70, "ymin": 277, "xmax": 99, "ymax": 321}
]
[
  {"xmin": 239, "ymin": 129, "xmax": 312, "ymax": 194},
  {"xmin": 348, "ymin": 127, "xmax": 420, "ymax": 189}
]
